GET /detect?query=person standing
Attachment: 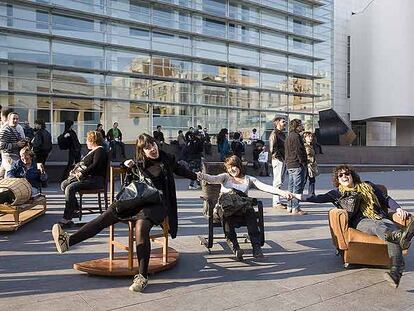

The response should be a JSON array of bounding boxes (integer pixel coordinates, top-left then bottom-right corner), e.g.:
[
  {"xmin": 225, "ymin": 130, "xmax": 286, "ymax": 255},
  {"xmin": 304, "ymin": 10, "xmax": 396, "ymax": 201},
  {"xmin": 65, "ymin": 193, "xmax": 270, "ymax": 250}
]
[
  {"xmin": 153, "ymin": 125, "xmax": 165, "ymax": 147},
  {"xmin": 285, "ymin": 119, "xmax": 307, "ymax": 215},
  {"xmin": 269, "ymin": 116, "xmax": 287, "ymax": 209},
  {"xmin": 96, "ymin": 123, "xmax": 106, "ymax": 140},
  {"xmin": 203, "ymin": 127, "xmax": 212, "ymax": 155},
  {"xmin": 107, "ymin": 122, "xmax": 126, "ymax": 160},
  {"xmin": 31, "ymin": 119, "xmax": 52, "ymax": 166},
  {"xmin": 303, "ymin": 131, "xmax": 319, "ymax": 196},
  {"xmin": 217, "ymin": 128, "xmax": 231, "ymax": 161},
  {"xmin": 230, "ymin": 132, "xmax": 245, "ymax": 160},
  {"xmin": 23, "ymin": 121, "xmax": 35, "ymax": 141},
  {"xmin": 59, "ymin": 120, "xmax": 81, "ymax": 181}
]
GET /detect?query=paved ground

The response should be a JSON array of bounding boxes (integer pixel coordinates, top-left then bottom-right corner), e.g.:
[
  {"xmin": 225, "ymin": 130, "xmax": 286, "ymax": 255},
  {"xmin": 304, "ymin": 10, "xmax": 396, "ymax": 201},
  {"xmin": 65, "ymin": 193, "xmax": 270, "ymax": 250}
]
[{"xmin": 1, "ymin": 171, "xmax": 414, "ymax": 311}]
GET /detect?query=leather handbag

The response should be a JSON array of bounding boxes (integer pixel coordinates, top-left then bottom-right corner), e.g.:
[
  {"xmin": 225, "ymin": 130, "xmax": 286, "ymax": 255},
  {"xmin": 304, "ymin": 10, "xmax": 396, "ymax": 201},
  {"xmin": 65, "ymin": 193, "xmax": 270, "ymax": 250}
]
[
  {"xmin": 334, "ymin": 191, "xmax": 362, "ymax": 219},
  {"xmin": 113, "ymin": 166, "xmax": 163, "ymax": 220}
]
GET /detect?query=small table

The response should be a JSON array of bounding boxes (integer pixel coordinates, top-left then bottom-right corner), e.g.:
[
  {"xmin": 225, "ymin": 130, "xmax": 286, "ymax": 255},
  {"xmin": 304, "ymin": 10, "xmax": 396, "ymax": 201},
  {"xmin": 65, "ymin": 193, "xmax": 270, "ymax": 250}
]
[{"xmin": 73, "ymin": 165, "xmax": 179, "ymax": 276}]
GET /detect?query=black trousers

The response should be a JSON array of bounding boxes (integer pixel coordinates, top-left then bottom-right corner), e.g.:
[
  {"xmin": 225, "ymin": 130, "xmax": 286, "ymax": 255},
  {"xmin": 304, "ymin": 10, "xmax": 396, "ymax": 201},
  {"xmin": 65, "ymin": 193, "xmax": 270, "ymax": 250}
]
[
  {"xmin": 62, "ymin": 150, "xmax": 81, "ymax": 181},
  {"xmin": 69, "ymin": 206, "xmax": 154, "ymax": 277},
  {"xmin": 222, "ymin": 208, "xmax": 260, "ymax": 248}
]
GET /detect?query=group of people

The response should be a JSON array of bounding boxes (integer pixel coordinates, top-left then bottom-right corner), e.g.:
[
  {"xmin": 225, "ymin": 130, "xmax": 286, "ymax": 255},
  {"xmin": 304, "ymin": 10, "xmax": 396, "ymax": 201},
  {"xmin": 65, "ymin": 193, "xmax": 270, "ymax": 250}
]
[
  {"xmin": 269, "ymin": 116, "xmax": 320, "ymax": 215},
  {"xmin": 50, "ymin": 127, "xmax": 414, "ymax": 293},
  {"xmin": 0, "ymin": 107, "xmax": 51, "ymax": 198}
]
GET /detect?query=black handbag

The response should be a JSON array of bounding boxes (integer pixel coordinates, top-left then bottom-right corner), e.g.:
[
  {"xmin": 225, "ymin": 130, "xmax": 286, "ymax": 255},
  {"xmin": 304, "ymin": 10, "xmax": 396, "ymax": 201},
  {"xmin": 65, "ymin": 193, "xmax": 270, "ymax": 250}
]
[
  {"xmin": 113, "ymin": 166, "xmax": 163, "ymax": 220},
  {"xmin": 334, "ymin": 191, "xmax": 362, "ymax": 219}
]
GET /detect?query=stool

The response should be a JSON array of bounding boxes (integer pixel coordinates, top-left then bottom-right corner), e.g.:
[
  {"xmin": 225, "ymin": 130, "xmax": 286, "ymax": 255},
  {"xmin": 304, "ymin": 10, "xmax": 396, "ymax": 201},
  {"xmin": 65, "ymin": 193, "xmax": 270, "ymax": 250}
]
[{"xmin": 109, "ymin": 217, "xmax": 170, "ymax": 271}]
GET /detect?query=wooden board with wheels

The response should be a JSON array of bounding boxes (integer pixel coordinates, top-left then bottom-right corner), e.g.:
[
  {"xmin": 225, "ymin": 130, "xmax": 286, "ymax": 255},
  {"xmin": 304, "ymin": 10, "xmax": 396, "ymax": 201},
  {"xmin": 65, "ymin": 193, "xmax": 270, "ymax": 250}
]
[
  {"xmin": 73, "ymin": 247, "xmax": 179, "ymax": 276},
  {"xmin": 0, "ymin": 195, "xmax": 46, "ymax": 232}
]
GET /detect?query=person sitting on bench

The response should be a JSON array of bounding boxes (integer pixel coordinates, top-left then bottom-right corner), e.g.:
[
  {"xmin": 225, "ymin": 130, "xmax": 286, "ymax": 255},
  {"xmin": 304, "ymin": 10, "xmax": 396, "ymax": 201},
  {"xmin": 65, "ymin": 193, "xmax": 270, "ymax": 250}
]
[{"xmin": 197, "ymin": 155, "xmax": 293, "ymax": 261}]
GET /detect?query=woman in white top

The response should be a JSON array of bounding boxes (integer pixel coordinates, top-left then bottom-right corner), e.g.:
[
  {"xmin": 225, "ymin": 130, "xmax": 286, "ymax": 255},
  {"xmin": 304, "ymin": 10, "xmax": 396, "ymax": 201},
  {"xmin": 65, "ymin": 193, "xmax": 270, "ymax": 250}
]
[{"xmin": 197, "ymin": 155, "xmax": 292, "ymax": 260}]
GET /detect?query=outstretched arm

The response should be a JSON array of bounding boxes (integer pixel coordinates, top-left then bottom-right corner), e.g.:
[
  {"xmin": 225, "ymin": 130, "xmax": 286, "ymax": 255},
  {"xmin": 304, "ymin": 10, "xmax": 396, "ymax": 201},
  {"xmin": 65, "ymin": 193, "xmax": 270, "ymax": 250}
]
[
  {"xmin": 293, "ymin": 189, "xmax": 339, "ymax": 204},
  {"xmin": 197, "ymin": 172, "xmax": 227, "ymax": 185},
  {"xmin": 250, "ymin": 176, "xmax": 292, "ymax": 199}
]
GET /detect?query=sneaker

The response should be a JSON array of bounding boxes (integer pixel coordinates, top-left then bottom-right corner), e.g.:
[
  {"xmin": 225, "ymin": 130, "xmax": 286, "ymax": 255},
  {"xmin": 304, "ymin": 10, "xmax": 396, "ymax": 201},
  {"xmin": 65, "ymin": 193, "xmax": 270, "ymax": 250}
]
[
  {"xmin": 129, "ymin": 274, "xmax": 148, "ymax": 292},
  {"xmin": 400, "ymin": 220, "xmax": 414, "ymax": 250},
  {"xmin": 188, "ymin": 185, "xmax": 197, "ymax": 190},
  {"xmin": 273, "ymin": 203, "xmax": 287, "ymax": 209},
  {"xmin": 384, "ymin": 269, "xmax": 402, "ymax": 288},
  {"xmin": 252, "ymin": 245, "xmax": 264, "ymax": 258},
  {"xmin": 226, "ymin": 239, "xmax": 244, "ymax": 261},
  {"xmin": 52, "ymin": 223, "xmax": 70, "ymax": 254}
]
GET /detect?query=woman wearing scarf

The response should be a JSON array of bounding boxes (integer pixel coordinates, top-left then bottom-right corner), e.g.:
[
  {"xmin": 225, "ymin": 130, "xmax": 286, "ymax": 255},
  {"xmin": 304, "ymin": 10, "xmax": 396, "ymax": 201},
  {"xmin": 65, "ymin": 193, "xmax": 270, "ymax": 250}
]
[{"xmin": 294, "ymin": 164, "xmax": 414, "ymax": 288}]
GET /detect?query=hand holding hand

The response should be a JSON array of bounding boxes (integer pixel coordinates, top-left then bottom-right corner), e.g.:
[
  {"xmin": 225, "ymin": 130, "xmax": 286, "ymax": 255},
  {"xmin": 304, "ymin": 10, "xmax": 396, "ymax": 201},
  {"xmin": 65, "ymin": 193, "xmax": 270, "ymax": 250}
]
[
  {"xmin": 396, "ymin": 208, "xmax": 410, "ymax": 220},
  {"xmin": 196, "ymin": 171, "xmax": 204, "ymax": 181},
  {"xmin": 124, "ymin": 159, "xmax": 135, "ymax": 168}
]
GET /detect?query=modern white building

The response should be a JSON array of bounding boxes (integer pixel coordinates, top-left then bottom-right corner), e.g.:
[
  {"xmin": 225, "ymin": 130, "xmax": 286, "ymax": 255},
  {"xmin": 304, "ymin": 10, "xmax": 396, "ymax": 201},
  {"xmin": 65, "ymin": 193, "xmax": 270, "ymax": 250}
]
[{"xmin": 334, "ymin": 0, "xmax": 414, "ymax": 146}]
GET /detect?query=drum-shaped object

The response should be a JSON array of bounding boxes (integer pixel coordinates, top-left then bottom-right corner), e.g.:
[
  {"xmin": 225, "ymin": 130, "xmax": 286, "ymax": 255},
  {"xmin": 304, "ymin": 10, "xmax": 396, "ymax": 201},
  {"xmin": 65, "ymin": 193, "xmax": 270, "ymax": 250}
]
[{"xmin": 0, "ymin": 178, "xmax": 32, "ymax": 205}]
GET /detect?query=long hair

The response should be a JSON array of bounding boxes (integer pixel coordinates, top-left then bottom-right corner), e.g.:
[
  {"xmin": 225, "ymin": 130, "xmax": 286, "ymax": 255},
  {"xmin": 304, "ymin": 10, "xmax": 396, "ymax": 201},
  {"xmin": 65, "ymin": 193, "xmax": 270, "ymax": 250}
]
[
  {"xmin": 289, "ymin": 119, "xmax": 302, "ymax": 133},
  {"xmin": 224, "ymin": 155, "xmax": 244, "ymax": 178},
  {"xmin": 332, "ymin": 164, "xmax": 362, "ymax": 188},
  {"xmin": 135, "ymin": 133, "xmax": 157, "ymax": 161},
  {"xmin": 35, "ymin": 119, "xmax": 46, "ymax": 129},
  {"xmin": 217, "ymin": 128, "xmax": 228, "ymax": 145}
]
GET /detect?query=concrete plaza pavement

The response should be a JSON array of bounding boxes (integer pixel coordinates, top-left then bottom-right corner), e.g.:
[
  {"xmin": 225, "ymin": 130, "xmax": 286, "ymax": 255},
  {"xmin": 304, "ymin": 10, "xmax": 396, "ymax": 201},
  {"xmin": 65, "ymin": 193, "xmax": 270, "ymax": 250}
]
[{"xmin": 1, "ymin": 170, "xmax": 414, "ymax": 310}]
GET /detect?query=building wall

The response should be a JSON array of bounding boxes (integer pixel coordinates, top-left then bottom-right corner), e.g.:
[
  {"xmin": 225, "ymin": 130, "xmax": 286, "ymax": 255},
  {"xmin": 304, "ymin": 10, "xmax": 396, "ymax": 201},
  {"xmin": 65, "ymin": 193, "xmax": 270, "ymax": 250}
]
[
  {"xmin": 350, "ymin": 0, "xmax": 414, "ymax": 121},
  {"xmin": 0, "ymin": 0, "xmax": 333, "ymax": 143}
]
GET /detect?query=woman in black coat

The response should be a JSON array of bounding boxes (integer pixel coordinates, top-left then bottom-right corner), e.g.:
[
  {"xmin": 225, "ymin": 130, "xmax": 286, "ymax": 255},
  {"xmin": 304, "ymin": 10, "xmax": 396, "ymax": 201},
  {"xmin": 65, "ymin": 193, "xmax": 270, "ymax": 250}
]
[{"xmin": 52, "ymin": 133, "xmax": 197, "ymax": 293}]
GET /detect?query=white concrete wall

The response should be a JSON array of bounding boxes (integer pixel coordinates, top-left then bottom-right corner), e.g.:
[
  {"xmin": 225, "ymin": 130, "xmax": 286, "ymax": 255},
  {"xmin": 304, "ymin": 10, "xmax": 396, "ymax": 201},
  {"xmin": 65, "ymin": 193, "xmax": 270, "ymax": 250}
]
[{"xmin": 350, "ymin": 0, "xmax": 414, "ymax": 121}]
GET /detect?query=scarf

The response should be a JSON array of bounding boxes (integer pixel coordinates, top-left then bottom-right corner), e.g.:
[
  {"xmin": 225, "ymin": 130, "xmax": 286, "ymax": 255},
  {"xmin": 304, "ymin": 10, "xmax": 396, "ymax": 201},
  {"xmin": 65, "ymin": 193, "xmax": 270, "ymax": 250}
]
[{"xmin": 339, "ymin": 182, "xmax": 383, "ymax": 220}]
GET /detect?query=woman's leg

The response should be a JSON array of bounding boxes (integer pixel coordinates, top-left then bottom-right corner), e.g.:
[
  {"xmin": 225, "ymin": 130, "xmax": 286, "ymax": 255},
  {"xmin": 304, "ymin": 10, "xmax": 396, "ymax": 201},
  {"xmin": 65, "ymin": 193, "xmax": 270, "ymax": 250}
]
[
  {"xmin": 308, "ymin": 176, "xmax": 316, "ymax": 196},
  {"xmin": 244, "ymin": 209, "xmax": 260, "ymax": 247},
  {"xmin": 222, "ymin": 217, "xmax": 239, "ymax": 250},
  {"xmin": 135, "ymin": 218, "xmax": 154, "ymax": 278},
  {"xmin": 69, "ymin": 207, "xmax": 119, "ymax": 246}
]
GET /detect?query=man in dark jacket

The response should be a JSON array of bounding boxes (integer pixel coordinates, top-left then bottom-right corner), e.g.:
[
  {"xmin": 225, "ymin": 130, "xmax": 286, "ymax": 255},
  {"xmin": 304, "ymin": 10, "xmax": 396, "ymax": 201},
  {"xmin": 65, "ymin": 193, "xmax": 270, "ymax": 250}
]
[
  {"xmin": 153, "ymin": 125, "xmax": 165, "ymax": 147},
  {"xmin": 32, "ymin": 119, "xmax": 52, "ymax": 165},
  {"xmin": 183, "ymin": 130, "xmax": 204, "ymax": 190},
  {"xmin": 60, "ymin": 120, "xmax": 81, "ymax": 181},
  {"xmin": 284, "ymin": 118, "xmax": 307, "ymax": 215},
  {"xmin": 269, "ymin": 116, "xmax": 287, "ymax": 209},
  {"xmin": 107, "ymin": 122, "xmax": 126, "ymax": 160}
]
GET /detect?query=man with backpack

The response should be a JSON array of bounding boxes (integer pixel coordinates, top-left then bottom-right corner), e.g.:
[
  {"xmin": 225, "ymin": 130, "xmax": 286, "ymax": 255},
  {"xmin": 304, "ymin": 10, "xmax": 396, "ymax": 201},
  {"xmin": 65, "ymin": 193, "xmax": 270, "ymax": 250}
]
[
  {"xmin": 58, "ymin": 120, "xmax": 81, "ymax": 181},
  {"xmin": 269, "ymin": 116, "xmax": 287, "ymax": 210},
  {"xmin": 32, "ymin": 119, "xmax": 52, "ymax": 166}
]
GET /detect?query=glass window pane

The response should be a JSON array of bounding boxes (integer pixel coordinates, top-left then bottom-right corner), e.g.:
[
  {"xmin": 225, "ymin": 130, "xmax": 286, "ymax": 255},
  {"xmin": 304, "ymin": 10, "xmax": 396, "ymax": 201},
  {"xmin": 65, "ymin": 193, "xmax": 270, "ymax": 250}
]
[
  {"xmin": 197, "ymin": 0, "xmax": 226, "ymax": 16},
  {"xmin": 193, "ymin": 84, "xmax": 227, "ymax": 106},
  {"xmin": 227, "ymin": 67, "xmax": 259, "ymax": 87},
  {"xmin": 108, "ymin": 24, "xmax": 150, "ymax": 49},
  {"xmin": 152, "ymin": 56, "xmax": 192, "ymax": 79},
  {"xmin": 152, "ymin": 31, "xmax": 191, "ymax": 55},
  {"xmin": 229, "ymin": 2, "xmax": 260, "ymax": 24},
  {"xmin": 289, "ymin": 77, "xmax": 313, "ymax": 94},
  {"xmin": 106, "ymin": 75, "xmax": 150, "ymax": 100},
  {"xmin": 261, "ymin": 72, "xmax": 287, "ymax": 91},
  {"xmin": 151, "ymin": 81, "xmax": 190, "ymax": 104},
  {"xmin": 228, "ymin": 109, "xmax": 261, "ymax": 137},
  {"xmin": 153, "ymin": 104, "xmax": 192, "ymax": 140},
  {"xmin": 261, "ymin": 30, "xmax": 287, "ymax": 51},
  {"xmin": 52, "ymin": 70, "xmax": 104, "ymax": 97},
  {"xmin": 260, "ymin": 92, "xmax": 287, "ymax": 111},
  {"xmin": 261, "ymin": 52, "xmax": 287, "ymax": 71},
  {"xmin": 51, "ymin": 0, "xmax": 104, "ymax": 14},
  {"xmin": 289, "ymin": 95, "xmax": 313, "ymax": 113},
  {"xmin": 229, "ymin": 45, "xmax": 259, "ymax": 67},
  {"xmin": 52, "ymin": 41, "xmax": 104, "ymax": 69},
  {"xmin": 228, "ymin": 88, "xmax": 259, "ymax": 109},
  {"xmin": 52, "ymin": 13, "xmax": 104, "ymax": 42},
  {"xmin": 193, "ymin": 63, "xmax": 227, "ymax": 83},
  {"xmin": 0, "ymin": 4, "xmax": 49, "ymax": 33},
  {"xmin": 194, "ymin": 106, "xmax": 228, "ymax": 137},
  {"xmin": 0, "ymin": 33, "xmax": 49, "ymax": 63},
  {"xmin": 1, "ymin": 63, "xmax": 50, "ymax": 93},
  {"xmin": 109, "ymin": 0, "xmax": 150, "ymax": 23},
  {"xmin": 289, "ymin": 56, "xmax": 313, "ymax": 75},
  {"xmin": 261, "ymin": 10, "xmax": 286, "ymax": 31},
  {"xmin": 106, "ymin": 49, "xmax": 150, "ymax": 73},
  {"xmin": 228, "ymin": 24, "xmax": 259, "ymax": 45},
  {"xmin": 193, "ymin": 39, "xmax": 227, "ymax": 62},
  {"xmin": 289, "ymin": 37, "xmax": 313, "ymax": 56}
]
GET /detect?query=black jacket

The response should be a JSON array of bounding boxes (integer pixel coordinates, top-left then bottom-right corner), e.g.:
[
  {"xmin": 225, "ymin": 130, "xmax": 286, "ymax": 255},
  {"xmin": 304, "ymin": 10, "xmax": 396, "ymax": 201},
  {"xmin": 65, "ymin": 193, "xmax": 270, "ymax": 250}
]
[
  {"xmin": 107, "ymin": 128, "xmax": 122, "ymax": 142},
  {"xmin": 269, "ymin": 129, "xmax": 286, "ymax": 161},
  {"xmin": 142, "ymin": 151, "xmax": 196, "ymax": 238},
  {"xmin": 81, "ymin": 147, "xmax": 108, "ymax": 178},
  {"xmin": 284, "ymin": 131, "xmax": 307, "ymax": 169},
  {"xmin": 32, "ymin": 128, "xmax": 52, "ymax": 156}
]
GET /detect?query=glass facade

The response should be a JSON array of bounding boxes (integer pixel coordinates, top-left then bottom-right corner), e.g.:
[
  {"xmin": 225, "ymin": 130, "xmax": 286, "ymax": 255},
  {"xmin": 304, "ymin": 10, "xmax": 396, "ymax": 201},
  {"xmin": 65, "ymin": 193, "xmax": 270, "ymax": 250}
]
[{"xmin": 0, "ymin": 0, "xmax": 333, "ymax": 143}]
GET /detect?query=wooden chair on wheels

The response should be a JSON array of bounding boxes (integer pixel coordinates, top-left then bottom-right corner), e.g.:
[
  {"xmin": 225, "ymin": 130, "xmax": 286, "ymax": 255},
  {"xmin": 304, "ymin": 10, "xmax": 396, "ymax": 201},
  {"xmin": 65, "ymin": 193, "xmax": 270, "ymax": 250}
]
[
  {"xmin": 77, "ymin": 150, "xmax": 111, "ymax": 221},
  {"xmin": 328, "ymin": 184, "xmax": 412, "ymax": 268},
  {"xmin": 198, "ymin": 161, "xmax": 265, "ymax": 252}
]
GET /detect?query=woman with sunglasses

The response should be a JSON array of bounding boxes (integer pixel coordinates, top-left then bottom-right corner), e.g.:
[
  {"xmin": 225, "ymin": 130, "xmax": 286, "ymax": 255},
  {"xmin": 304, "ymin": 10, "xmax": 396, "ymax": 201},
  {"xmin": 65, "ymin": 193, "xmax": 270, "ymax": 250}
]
[
  {"xmin": 52, "ymin": 133, "xmax": 197, "ymax": 293},
  {"xmin": 293, "ymin": 164, "xmax": 414, "ymax": 288}
]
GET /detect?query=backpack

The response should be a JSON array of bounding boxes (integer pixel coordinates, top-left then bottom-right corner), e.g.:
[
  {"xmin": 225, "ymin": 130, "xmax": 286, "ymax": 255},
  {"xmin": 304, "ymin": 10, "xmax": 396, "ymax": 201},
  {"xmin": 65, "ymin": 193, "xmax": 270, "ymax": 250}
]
[{"xmin": 57, "ymin": 133, "xmax": 69, "ymax": 150}]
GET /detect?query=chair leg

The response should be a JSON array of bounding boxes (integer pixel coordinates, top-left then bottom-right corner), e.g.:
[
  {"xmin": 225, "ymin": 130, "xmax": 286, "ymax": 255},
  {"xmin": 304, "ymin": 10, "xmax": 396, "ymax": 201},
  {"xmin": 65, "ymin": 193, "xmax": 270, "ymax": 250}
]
[
  {"xmin": 79, "ymin": 194, "xmax": 83, "ymax": 221},
  {"xmin": 109, "ymin": 224, "xmax": 114, "ymax": 271},
  {"xmin": 163, "ymin": 227, "xmax": 169, "ymax": 264},
  {"xmin": 97, "ymin": 192, "xmax": 102, "ymax": 214},
  {"xmin": 128, "ymin": 221, "xmax": 134, "ymax": 270},
  {"xmin": 103, "ymin": 190, "xmax": 108, "ymax": 211}
]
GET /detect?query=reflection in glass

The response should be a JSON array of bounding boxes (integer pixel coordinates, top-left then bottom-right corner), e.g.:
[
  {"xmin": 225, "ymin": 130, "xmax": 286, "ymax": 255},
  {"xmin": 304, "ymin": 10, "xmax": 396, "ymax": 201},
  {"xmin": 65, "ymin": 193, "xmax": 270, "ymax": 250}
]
[
  {"xmin": 106, "ymin": 75, "xmax": 151, "ymax": 100},
  {"xmin": 0, "ymin": 33, "xmax": 49, "ymax": 63},
  {"xmin": 152, "ymin": 56, "xmax": 192, "ymax": 79},
  {"xmin": 289, "ymin": 76, "xmax": 313, "ymax": 94},
  {"xmin": 260, "ymin": 92, "xmax": 287, "ymax": 111},
  {"xmin": 228, "ymin": 88, "xmax": 259, "ymax": 109},
  {"xmin": 52, "ymin": 14, "xmax": 104, "ymax": 42},
  {"xmin": 193, "ymin": 84, "xmax": 227, "ymax": 106},
  {"xmin": 152, "ymin": 81, "xmax": 190, "ymax": 104},
  {"xmin": 193, "ymin": 63, "xmax": 227, "ymax": 83},
  {"xmin": 288, "ymin": 95, "xmax": 313, "ymax": 113},
  {"xmin": 108, "ymin": 24, "xmax": 150, "ymax": 49},
  {"xmin": 53, "ymin": 41, "xmax": 104, "ymax": 69},
  {"xmin": 52, "ymin": 70, "xmax": 104, "ymax": 97},
  {"xmin": 106, "ymin": 49, "xmax": 150, "ymax": 73},
  {"xmin": 109, "ymin": 0, "xmax": 150, "ymax": 23}
]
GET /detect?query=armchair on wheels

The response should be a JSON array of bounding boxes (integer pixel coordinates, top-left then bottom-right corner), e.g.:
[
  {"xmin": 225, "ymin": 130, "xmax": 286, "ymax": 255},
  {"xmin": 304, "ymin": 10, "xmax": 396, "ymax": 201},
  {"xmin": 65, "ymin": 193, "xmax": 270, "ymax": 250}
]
[{"xmin": 197, "ymin": 161, "xmax": 265, "ymax": 253}]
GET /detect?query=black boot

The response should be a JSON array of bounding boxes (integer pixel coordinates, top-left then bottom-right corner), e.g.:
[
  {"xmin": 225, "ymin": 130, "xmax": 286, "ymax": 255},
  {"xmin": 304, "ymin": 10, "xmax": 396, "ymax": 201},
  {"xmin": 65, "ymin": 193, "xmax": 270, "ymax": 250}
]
[
  {"xmin": 226, "ymin": 239, "xmax": 244, "ymax": 261},
  {"xmin": 252, "ymin": 244, "xmax": 264, "ymax": 258},
  {"xmin": 384, "ymin": 256, "xmax": 404, "ymax": 288},
  {"xmin": 385, "ymin": 220, "xmax": 414, "ymax": 250}
]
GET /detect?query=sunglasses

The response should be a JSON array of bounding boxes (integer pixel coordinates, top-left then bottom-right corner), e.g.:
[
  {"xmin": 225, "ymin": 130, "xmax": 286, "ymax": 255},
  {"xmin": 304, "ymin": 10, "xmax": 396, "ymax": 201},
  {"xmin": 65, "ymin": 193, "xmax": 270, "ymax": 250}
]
[{"xmin": 338, "ymin": 172, "xmax": 350, "ymax": 178}]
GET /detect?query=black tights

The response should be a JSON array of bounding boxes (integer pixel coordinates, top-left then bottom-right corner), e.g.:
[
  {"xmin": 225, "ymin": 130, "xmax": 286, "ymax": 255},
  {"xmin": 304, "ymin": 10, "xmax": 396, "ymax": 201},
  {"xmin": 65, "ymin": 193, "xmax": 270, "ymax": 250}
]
[{"xmin": 68, "ymin": 207, "xmax": 154, "ymax": 277}]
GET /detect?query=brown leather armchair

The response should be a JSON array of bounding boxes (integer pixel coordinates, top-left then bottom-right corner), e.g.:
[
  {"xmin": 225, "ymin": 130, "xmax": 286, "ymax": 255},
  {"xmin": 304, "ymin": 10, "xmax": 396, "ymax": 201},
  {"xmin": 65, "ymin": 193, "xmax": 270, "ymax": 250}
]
[{"xmin": 328, "ymin": 209, "xmax": 411, "ymax": 268}]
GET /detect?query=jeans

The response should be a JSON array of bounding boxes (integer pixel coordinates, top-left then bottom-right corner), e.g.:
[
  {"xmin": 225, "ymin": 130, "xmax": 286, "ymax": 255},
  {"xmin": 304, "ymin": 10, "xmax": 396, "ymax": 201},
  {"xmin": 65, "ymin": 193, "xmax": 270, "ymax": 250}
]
[
  {"xmin": 272, "ymin": 158, "xmax": 286, "ymax": 205},
  {"xmin": 287, "ymin": 166, "xmax": 306, "ymax": 210},
  {"xmin": 188, "ymin": 159, "xmax": 201, "ymax": 187},
  {"xmin": 356, "ymin": 218, "xmax": 403, "ymax": 261},
  {"xmin": 61, "ymin": 175, "xmax": 104, "ymax": 220}
]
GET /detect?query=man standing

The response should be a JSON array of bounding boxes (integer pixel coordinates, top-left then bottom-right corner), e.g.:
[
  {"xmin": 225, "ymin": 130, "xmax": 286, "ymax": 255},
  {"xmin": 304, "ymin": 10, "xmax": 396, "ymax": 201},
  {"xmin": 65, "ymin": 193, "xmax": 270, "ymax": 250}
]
[
  {"xmin": 107, "ymin": 121, "xmax": 126, "ymax": 160},
  {"xmin": 32, "ymin": 119, "xmax": 52, "ymax": 166},
  {"xmin": 59, "ymin": 120, "xmax": 81, "ymax": 181},
  {"xmin": 0, "ymin": 112, "xmax": 28, "ymax": 175},
  {"xmin": 285, "ymin": 119, "xmax": 307, "ymax": 215},
  {"xmin": 153, "ymin": 125, "xmax": 165, "ymax": 146},
  {"xmin": 269, "ymin": 116, "xmax": 287, "ymax": 209}
]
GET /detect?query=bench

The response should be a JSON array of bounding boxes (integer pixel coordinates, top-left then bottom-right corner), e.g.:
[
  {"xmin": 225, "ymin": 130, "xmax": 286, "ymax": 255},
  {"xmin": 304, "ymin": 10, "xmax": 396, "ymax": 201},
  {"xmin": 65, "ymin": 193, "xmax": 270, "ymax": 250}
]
[{"xmin": 0, "ymin": 195, "xmax": 47, "ymax": 231}]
